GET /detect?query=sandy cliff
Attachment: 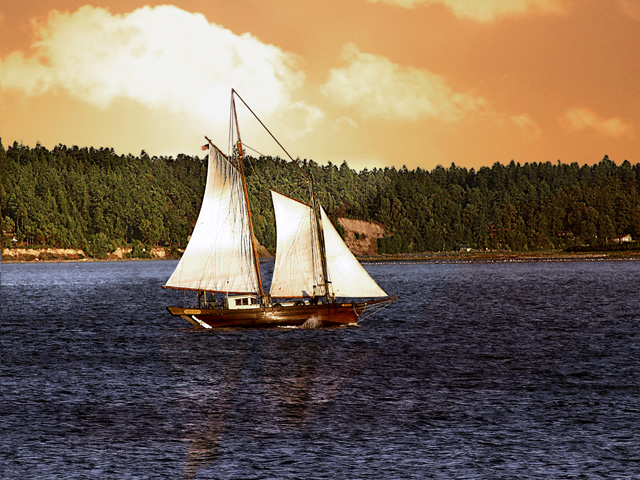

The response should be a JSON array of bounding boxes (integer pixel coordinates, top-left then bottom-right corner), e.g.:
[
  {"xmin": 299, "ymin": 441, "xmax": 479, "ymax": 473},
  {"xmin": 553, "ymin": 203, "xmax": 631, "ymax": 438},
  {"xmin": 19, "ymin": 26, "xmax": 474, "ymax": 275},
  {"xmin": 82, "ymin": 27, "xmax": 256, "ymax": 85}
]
[{"xmin": 337, "ymin": 218, "xmax": 386, "ymax": 255}]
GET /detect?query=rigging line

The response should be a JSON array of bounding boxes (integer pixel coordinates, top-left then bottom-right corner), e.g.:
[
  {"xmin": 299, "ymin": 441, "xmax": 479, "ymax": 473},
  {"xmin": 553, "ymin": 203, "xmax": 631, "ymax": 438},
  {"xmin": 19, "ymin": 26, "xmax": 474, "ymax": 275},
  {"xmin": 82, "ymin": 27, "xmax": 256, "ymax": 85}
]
[
  {"xmin": 239, "ymin": 143, "xmax": 309, "ymax": 197},
  {"xmin": 242, "ymin": 142, "xmax": 307, "ymax": 190},
  {"xmin": 231, "ymin": 89, "xmax": 311, "ymax": 183},
  {"xmin": 241, "ymin": 155, "xmax": 307, "ymax": 200},
  {"xmin": 358, "ymin": 299, "xmax": 394, "ymax": 322},
  {"xmin": 240, "ymin": 142, "xmax": 267, "ymax": 158}
]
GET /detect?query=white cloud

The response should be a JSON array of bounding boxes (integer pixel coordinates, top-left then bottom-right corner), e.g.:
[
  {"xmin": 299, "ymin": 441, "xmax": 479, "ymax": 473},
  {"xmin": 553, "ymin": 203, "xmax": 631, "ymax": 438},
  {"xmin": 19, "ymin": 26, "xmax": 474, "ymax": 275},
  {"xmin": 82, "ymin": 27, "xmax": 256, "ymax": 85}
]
[
  {"xmin": 369, "ymin": 0, "xmax": 565, "ymax": 21},
  {"xmin": 321, "ymin": 43, "xmax": 486, "ymax": 122},
  {"xmin": 0, "ymin": 52, "xmax": 53, "ymax": 95},
  {"xmin": 337, "ymin": 116, "xmax": 359, "ymax": 128},
  {"xmin": 276, "ymin": 101, "xmax": 325, "ymax": 140},
  {"xmin": 560, "ymin": 107, "xmax": 633, "ymax": 138},
  {"xmin": 0, "ymin": 5, "xmax": 307, "ymax": 125},
  {"xmin": 511, "ymin": 114, "xmax": 541, "ymax": 138}
]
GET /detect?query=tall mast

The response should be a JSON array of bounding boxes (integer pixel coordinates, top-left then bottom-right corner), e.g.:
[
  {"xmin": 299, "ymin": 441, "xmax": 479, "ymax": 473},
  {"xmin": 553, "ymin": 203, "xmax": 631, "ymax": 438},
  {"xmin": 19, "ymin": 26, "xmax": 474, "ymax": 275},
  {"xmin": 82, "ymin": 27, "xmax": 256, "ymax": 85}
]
[
  {"xmin": 231, "ymin": 89, "xmax": 264, "ymax": 297},
  {"xmin": 230, "ymin": 89, "xmax": 331, "ymax": 301},
  {"xmin": 310, "ymin": 175, "xmax": 333, "ymax": 301}
]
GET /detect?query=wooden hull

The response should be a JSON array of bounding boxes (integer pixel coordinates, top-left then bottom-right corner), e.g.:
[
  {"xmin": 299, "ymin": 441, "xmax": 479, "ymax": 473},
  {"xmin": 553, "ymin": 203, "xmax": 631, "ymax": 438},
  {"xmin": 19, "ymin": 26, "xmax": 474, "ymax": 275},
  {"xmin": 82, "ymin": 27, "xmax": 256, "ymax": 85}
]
[{"xmin": 167, "ymin": 298, "xmax": 394, "ymax": 328}]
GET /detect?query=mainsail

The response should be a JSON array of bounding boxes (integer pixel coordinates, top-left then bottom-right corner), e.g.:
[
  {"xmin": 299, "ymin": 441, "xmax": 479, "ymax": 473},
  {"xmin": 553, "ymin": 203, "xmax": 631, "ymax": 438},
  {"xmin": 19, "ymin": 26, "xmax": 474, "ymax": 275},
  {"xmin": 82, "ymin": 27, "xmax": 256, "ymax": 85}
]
[
  {"xmin": 270, "ymin": 190, "xmax": 388, "ymax": 299},
  {"xmin": 165, "ymin": 146, "xmax": 260, "ymax": 293}
]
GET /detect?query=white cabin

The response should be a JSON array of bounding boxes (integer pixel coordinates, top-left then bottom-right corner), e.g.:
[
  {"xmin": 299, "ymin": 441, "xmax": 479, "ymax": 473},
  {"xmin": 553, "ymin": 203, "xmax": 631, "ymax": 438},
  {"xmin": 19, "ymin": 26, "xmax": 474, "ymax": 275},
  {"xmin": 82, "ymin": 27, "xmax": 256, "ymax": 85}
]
[{"xmin": 225, "ymin": 295, "xmax": 260, "ymax": 310}]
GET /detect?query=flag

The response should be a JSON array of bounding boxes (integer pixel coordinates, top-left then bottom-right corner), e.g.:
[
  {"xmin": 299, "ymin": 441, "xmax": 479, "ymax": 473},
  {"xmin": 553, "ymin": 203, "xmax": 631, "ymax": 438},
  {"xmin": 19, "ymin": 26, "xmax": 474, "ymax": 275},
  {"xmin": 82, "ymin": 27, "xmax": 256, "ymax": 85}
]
[{"xmin": 201, "ymin": 144, "xmax": 209, "ymax": 151}]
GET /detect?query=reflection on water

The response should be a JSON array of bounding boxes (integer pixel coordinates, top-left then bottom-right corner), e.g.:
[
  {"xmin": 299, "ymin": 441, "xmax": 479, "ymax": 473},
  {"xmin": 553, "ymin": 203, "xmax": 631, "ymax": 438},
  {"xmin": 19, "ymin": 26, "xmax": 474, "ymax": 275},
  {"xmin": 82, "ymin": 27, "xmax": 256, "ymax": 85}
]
[
  {"xmin": 179, "ymin": 340, "xmax": 242, "ymax": 479},
  {"xmin": 175, "ymin": 332, "xmax": 372, "ymax": 479}
]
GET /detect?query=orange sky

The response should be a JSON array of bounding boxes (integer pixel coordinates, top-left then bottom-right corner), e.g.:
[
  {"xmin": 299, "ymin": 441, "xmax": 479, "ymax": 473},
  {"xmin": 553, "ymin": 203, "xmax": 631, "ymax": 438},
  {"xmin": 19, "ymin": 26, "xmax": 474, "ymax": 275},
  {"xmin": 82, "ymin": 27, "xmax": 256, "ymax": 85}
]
[{"xmin": 1, "ymin": 0, "xmax": 639, "ymax": 170}]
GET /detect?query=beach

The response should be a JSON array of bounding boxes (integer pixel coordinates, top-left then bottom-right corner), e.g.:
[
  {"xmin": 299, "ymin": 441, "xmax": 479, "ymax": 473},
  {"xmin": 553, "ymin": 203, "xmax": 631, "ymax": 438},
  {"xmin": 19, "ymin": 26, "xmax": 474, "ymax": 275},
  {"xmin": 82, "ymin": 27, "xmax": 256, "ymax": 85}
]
[{"xmin": 3, "ymin": 246, "xmax": 640, "ymax": 264}]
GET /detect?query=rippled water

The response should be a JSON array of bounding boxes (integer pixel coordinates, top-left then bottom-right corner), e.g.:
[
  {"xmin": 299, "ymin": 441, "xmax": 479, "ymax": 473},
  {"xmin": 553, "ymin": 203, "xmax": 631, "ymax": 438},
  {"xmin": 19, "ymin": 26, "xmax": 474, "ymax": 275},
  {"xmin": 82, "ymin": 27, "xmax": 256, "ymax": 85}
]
[{"xmin": 2, "ymin": 259, "xmax": 640, "ymax": 479}]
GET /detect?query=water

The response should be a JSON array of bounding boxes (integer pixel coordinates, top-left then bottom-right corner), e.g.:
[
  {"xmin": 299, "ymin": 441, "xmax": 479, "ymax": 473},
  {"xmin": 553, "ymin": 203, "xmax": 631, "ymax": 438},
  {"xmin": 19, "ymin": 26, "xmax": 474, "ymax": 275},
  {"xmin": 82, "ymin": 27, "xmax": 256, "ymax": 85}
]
[{"xmin": 1, "ymin": 259, "xmax": 640, "ymax": 479}]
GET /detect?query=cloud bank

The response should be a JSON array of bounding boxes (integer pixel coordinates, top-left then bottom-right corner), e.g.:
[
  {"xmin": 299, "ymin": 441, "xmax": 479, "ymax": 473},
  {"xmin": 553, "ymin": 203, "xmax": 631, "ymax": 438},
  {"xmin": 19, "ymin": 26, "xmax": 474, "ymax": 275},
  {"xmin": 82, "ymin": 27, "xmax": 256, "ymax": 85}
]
[
  {"xmin": 0, "ymin": 5, "xmax": 304, "ymax": 122},
  {"xmin": 322, "ymin": 43, "xmax": 486, "ymax": 121},
  {"xmin": 511, "ymin": 114, "xmax": 542, "ymax": 138},
  {"xmin": 561, "ymin": 107, "xmax": 633, "ymax": 138},
  {"xmin": 369, "ymin": 0, "xmax": 565, "ymax": 21}
]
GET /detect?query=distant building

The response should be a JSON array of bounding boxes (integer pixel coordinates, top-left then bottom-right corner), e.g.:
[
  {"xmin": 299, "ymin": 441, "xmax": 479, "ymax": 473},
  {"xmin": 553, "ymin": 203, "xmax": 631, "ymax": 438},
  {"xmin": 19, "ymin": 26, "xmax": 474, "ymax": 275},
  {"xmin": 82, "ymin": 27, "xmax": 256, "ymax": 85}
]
[{"xmin": 613, "ymin": 234, "xmax": 633, "ymax": 243}]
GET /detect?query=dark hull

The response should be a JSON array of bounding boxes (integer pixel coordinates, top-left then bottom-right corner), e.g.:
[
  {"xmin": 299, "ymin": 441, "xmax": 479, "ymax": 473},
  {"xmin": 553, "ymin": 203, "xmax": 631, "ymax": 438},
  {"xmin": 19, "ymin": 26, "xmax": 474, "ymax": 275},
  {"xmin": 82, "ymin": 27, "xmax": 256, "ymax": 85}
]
[{"xmin": 167, "ymin": 298, "xmax": 394, "ymax": 328}]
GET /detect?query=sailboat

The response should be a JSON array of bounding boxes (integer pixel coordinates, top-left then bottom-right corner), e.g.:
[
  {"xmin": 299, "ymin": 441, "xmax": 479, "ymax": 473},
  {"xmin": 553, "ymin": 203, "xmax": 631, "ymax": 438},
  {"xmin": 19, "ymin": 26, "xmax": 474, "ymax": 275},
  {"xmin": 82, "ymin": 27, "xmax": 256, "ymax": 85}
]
[{"xmin": 163, "ymin": 90, "xmax": 396, "ymax": 328}]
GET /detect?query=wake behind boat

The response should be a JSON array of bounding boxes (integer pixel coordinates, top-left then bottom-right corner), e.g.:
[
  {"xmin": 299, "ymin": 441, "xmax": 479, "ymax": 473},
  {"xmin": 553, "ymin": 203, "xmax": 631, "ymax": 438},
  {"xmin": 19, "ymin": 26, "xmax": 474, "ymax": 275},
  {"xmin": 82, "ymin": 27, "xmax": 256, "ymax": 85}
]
[{"xmin": 163, "ymin": 90, "xmax": 396, "ymax": 328}]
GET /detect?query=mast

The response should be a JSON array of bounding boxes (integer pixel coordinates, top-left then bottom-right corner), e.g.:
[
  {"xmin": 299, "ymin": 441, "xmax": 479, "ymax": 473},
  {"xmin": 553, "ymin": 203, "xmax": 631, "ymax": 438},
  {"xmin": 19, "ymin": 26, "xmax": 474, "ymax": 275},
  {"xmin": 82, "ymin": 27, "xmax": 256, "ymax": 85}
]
[
  {"xmin": 230, "ymin": 89, "xmax": 339, "ymax": 301},
  {"xmin": 231, "ymin": 90, "xmax": 264, "ymax": 298},
  {"xmin": 310, "ymin": 175, "xmax": 333, "ymax": 302}
]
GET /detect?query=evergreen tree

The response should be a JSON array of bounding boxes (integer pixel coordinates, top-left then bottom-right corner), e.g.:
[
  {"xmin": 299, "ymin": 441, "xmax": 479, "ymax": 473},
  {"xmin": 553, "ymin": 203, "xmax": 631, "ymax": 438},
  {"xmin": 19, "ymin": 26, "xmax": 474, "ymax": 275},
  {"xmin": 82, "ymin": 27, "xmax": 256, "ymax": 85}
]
[{"xmin": 2, "ymin": 143, "xmax": 640, "ymax": 256}]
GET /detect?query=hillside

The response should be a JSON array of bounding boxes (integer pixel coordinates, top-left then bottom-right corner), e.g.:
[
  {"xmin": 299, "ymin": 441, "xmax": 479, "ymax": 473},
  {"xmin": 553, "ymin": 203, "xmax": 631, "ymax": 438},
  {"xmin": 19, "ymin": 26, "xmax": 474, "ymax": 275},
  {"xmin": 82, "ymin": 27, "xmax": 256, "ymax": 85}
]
[{"xmin": 2, "ymin": 140, "xmax": 640, "ymax": 258}]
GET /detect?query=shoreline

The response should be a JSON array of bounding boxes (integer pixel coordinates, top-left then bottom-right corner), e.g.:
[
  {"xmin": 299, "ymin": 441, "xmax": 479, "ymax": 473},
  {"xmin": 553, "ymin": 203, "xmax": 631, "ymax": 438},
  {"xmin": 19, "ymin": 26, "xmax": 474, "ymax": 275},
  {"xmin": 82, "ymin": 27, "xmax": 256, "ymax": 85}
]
[
  {"xmin": 1, "ymin": 246, "xmax": 179, "ymax": 264},
  {"xmin": 359, "ymin": 251, "xmax": 640, "ymax": 264},
  {"xmin": 3, "ymin": 247, "xmax": 640, "ymax": 265}
]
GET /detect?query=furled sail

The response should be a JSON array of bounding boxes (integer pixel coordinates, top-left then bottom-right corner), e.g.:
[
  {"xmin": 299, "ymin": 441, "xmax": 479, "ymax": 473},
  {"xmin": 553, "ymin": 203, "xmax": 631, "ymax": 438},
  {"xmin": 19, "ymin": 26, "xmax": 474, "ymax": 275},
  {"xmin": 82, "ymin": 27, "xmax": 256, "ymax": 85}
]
[
  {"xmin": 165, "ymin": 147, "xmax": 260, "ymax": 293},
  {"xmin": 269, "ymin": 190, "xmax": 324, "ymax": 298},
  {"xmin": 269, "ymin": 190, "xmax": 388, "ymax": 298}
]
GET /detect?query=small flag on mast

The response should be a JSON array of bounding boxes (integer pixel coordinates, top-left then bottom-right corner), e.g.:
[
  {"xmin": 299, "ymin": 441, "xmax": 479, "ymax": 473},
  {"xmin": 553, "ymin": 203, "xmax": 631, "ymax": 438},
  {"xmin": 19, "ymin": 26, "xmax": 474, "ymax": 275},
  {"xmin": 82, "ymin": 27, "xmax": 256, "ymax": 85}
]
[{"xmin": 201, "ymin": 144, "xmax": 209, "ymax": 151}]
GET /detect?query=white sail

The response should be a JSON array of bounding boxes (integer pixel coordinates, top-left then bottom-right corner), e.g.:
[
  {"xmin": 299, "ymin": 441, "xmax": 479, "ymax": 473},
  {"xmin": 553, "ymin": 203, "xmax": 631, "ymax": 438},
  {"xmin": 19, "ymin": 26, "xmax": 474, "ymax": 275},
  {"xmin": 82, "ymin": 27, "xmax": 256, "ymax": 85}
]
[
  {"xmin": 269, "ymin": 190, "xmax": 323, "ymax": 298},
  {"xmin": 165, "ymin": 147, "xmax": 260, "ymax": 293},
  {"xmin": 321, "ymin": 207, "xmax": 388, "ymax": 298},
  {"xmin": 270, "ymin": 190, "xmax": 388, "ymax": 298}
]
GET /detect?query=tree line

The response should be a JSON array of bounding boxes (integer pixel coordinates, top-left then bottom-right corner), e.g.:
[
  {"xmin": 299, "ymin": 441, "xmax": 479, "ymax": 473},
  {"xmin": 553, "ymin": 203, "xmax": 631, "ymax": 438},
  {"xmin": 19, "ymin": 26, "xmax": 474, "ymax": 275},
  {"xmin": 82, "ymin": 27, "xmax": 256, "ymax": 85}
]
[{"xmin": 1, "ymin": 139, "xmax": 639, "ymax": 257}]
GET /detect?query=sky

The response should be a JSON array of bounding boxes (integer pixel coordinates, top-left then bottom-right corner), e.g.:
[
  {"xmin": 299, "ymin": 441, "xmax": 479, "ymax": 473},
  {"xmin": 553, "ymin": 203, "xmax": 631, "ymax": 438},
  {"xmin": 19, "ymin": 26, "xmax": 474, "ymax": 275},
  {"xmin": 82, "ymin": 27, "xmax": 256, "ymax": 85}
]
[{"xmin": 1, "ymin": 0, "xmax": 639, "ymax": 171}]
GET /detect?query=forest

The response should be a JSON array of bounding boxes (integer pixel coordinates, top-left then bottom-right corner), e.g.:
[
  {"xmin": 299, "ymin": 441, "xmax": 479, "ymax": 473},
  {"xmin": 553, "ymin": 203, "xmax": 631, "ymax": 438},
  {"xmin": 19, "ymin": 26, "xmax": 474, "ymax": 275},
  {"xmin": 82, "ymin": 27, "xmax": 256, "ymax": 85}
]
[{"xmin": 1, "ymin": 139, "xmax": 640, "ymax": 257}]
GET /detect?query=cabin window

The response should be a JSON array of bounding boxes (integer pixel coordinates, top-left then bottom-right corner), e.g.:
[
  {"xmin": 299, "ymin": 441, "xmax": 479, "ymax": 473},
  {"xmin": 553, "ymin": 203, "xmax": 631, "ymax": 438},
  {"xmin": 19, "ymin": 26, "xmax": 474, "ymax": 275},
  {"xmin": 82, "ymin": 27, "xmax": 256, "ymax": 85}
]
[
  {"xmin": 242, "ymin": 298, "xmax": 249, "ymax": 305},
  {"xmin": 235, "ymin": 299, "xmax": 242, "ymax": 306},
  {"xmin": 252, "ymin": 298, "xmax": 258, "ymax": 305}
]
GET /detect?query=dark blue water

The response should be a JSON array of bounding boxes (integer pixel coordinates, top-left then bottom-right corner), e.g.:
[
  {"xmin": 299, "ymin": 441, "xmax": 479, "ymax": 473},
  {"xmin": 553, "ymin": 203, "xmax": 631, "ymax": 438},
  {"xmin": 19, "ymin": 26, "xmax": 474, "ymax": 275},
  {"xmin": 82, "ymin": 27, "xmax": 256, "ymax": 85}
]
[{"xmin": 2, "ymin": 259, "xmax": 640, "ymax": 479}]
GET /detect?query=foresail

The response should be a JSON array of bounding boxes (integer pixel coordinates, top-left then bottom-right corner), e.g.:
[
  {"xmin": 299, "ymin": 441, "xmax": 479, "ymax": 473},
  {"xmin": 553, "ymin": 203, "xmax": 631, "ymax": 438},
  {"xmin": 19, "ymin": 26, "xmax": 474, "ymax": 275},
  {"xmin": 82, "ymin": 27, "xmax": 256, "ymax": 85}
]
[
  {"xmin": 165, "ymin": 148, "xmax": 260, "ymax": 293},
  {"xmin": 321, "ymin": 207, "xmax": 388, "ymax": 298},
  {"xmin": 270, "ymin": 189, "xmax": 388, "ymax": 299},
  {"xmin": 269, "ymin": 190, "xmax": 324, "ymax": 298}
]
